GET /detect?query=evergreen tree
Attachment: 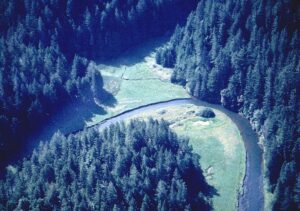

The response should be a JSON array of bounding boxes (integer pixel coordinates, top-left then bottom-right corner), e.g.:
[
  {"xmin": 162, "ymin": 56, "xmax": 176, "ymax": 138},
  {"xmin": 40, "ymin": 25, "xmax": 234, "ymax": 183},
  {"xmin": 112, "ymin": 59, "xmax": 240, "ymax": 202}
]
[
  {"xmin": 0, "ymin": 119, "xmax": 213, "ymax": 210},
  {"xmin": 156, "ymin": 0, "xmax": 300, "ymax": 207}
]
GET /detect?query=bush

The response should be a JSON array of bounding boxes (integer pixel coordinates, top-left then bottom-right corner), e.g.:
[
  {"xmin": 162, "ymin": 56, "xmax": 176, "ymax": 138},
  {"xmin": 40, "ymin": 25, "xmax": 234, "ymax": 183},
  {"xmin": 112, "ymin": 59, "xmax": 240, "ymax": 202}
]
[{"xmin": 196, "ymin": 108, "xmax": 216, "ymax": 118}]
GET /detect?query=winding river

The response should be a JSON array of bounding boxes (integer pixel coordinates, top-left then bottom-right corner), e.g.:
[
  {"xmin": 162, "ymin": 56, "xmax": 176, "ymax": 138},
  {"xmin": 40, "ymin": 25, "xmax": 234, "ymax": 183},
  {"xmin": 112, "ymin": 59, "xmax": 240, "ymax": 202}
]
[
  {"xmin": 4, "ymin": 96, "xmax": 263, "ymax": 210},
  {"xmin": 90, "ymin": 98, "xmax": 264, "ymax": 211}
]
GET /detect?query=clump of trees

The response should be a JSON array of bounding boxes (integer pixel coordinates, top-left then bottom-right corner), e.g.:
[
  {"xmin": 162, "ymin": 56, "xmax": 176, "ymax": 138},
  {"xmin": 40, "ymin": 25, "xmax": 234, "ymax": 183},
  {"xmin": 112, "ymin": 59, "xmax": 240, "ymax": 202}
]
[
  {"xmin": 157, "ymin": 0, "xmax": 300, "ymax": 209},
  {"xmin": 156, "ymin": 45, "xmax": 176, "ymax": 68},
  {"xmin": 0, "ymin": 119, "xmax": 214, "ymax": 210},
  {"xmin": 0, "ymin": 0, "xmax": 198, "ymax": 167},
  {"xmin": 196, "ymin": 108, "xmax": 215, "ymax": 118}
]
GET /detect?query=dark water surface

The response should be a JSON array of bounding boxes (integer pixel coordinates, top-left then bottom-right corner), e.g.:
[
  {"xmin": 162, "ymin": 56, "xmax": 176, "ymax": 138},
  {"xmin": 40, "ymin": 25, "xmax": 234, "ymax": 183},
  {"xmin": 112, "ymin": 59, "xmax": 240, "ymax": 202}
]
[
  {"xmin": 3, "ymin": 97, "xmax": 264, "ymax": 210},
  {"xmin": 93, "ymin": 98, "xmax": 264, "ymax": 211}
]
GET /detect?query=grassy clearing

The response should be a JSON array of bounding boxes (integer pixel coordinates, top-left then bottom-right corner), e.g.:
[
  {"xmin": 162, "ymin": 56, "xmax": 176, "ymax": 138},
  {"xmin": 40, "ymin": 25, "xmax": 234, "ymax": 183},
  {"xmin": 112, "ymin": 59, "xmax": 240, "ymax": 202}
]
[
  {"xmin": 31, "ymin": 39, "xmax": 188, "ymax": 143},
  {"xmin": 85, "ymin": 43, "xmax": 189, "ymax": 126},
  {"xmin": 128, "ymin": 104, "xmax": 246, "ymax": 211},
  {"xmin": 263, "ymin": 154, "xmax": 275, "ymax": 211},
  {"xmin": 36, "ymin": 38, "xmax": 245, "ymax": 210}
]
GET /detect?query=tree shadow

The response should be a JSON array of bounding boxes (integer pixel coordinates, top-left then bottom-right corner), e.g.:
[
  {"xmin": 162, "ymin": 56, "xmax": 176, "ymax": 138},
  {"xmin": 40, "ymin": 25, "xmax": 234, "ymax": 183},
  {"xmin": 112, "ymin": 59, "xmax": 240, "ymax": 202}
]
[
  {"xmin": 0, "ymin": 35, "xmax": 169, "ymax": 176},
  {"xmin": 0, "ymin": 89, "xmax": 118, "ymax": 177},
  {"xmin": 184, "ymin": 163, "xmax": 219, "ymax": 210},
  {"xmin": 101, "ymin": 35, "xmax": 171, "ymax": 68},
  {"xmin": 98, "ymin": 89, "xmax": 118, "ymax": 107},
  {"xmin": 26, "ymin": 90, "xmax": 117, "ymax": 149}
]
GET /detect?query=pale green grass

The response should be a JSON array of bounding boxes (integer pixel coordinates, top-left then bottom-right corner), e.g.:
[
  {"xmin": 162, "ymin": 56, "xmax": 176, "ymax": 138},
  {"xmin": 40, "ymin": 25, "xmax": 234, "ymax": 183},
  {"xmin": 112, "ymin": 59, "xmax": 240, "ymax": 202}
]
[
  {"xmin": 86, "ymin": 53, "xmax": 189, "ymax": 126},
  {"xmin": 81, "ymin": 39, "xmax": 245, "ymax": 210},
  {"xmin": 263, "ymin": 155, "xmax": 275, "ymax": 211},
  {"xmin": 264, "ymin": 181, "xmax": 275, "ymax": 211},
  {"xmin": 129, "ymin": 104, "xmax": 246, "ymax": 211}
]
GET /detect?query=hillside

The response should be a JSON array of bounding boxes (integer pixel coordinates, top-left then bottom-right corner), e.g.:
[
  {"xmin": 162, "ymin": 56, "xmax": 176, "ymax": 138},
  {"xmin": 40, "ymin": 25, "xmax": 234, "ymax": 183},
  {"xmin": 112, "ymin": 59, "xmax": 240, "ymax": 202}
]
[
  {"xmin": 0, "ymin": 0, "xmax": 299, "ymax": 210},
  {"xmin": 0, "ymin": 0, "xmax": 197, "ymax": 167},
  {"xmin": 0, "ymin": 119, "xmax": 213, "ymax": 210},
  {"xmin": 157, "ymin": 0, "xmax": 300, "ymax": 209}
]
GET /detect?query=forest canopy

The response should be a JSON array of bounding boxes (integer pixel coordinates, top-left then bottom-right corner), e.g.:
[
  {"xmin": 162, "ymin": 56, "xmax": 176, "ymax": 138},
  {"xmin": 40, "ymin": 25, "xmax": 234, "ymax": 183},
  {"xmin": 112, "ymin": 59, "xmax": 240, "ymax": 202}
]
[
  {"xmin": 0, "ymin": 119, "xmax": 214, "ymax": 210},
  {"xmin": 0, "ymin": 0, "xmax": 198, "ymax": 166},
  {"xmin": 157, "ymin": 0, "xmax": 300, "ymax": 209}
]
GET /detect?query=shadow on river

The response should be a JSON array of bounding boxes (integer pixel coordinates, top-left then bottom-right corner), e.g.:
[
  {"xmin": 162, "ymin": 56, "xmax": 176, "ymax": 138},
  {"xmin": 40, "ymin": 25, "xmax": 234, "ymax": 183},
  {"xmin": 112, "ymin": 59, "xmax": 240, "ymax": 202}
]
[
  {"xmin": 1, "ymin": 96, "xmax": 264, "ymax": 211},
  {"xmin": 91, "ymin": 97, "xmax": 264, "ymax": 211}
]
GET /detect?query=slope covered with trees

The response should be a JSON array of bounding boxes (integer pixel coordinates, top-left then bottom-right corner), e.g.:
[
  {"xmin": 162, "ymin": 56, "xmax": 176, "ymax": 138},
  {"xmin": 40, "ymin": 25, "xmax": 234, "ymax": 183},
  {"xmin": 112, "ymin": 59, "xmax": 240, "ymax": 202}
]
[
  {"xmin": 0, "ymin": 46, "xmax": 106, "ymax": 164},
  {"xmin": 0, "ymin": 0, "xmax": 197, "ymax": 60},
  {"xmin": 0, "ymin": 0, "xmax": 198, "ymax": 166},
  {"xmin": 0, "ymin": 119, "xmax": 213, "ymax": 210},
  {"xmin": 156, "ymin": 0, "xmax": 300, "ymax": 209}
]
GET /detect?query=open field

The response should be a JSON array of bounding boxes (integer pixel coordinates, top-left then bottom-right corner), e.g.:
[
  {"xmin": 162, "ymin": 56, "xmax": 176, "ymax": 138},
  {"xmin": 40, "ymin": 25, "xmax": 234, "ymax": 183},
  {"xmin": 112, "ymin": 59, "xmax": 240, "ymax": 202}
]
[
  {"xmin": 85, "ymin": 39, "xmax": 189, "ymax": 126},
  {"xmin": 25, "ymin": 38, "xmax": 246, "ymax": 210},
  {"xmin": 79, "ymin": 39, "xmax": 246, "ymax": 210},
  {"xmin": 127, "ymin": 104, "xmax": 246, "ymax": 211},
  {"xmin": 27, "ymin": 38, "xmax": 188, "ymax": 147}
]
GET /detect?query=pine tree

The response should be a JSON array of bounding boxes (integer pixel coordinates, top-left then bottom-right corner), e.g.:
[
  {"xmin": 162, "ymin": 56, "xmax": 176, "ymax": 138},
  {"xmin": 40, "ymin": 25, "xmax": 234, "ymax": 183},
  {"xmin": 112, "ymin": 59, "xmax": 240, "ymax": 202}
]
[
  {"xmin": 141, "ymin": 194, "xmax": 151, "ymax": 211},
  {"xmin": 107, "ymin": 182, "xmax": 118, "ymax": 205}
]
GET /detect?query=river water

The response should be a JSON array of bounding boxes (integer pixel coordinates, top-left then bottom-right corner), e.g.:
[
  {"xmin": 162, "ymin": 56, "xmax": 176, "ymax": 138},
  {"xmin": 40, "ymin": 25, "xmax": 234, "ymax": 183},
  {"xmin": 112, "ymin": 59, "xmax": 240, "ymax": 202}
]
[
  {"xmin": 94, "ymin": 98, "xmax": 264, "ymax": 211},
  {"xmin": 2, "ymin": 97, "xmax": 264, "ymax": 210}
]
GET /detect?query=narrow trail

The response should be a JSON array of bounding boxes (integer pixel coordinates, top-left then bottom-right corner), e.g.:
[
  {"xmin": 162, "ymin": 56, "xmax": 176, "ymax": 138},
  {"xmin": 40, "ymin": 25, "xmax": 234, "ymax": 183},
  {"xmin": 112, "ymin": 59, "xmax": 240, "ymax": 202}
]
[
  {"xmin": 122, "ymin": 77, "xmax": 164, "ymax": 81},
  {"xmin": 120, "ymin": 67, "xmax": 168, "ymax": 82}
]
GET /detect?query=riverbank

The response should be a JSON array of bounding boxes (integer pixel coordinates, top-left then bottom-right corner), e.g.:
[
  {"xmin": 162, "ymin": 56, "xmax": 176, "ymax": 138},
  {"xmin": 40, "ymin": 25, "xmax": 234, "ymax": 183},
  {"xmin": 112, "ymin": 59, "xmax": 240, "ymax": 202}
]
[
  {"xmin": 125, "ymin": 103, "xmax": 245, "ymax": 210},
  {"xmin": 3, "ymin": 37, "xmax": 264, "ymax": 210},
  {"xmin": 88, "ymin": 98, "xmax": 264, "ymax": 211}
]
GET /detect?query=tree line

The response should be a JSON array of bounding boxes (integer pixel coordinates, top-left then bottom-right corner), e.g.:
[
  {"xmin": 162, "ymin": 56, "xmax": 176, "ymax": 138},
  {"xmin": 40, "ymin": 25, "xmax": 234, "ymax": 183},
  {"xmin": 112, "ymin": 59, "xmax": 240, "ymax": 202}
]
[
  {"xmin": 0, "ymin": 0, "xmax": 198, "ymax": 166},
  {"xmin": 0, "ymin": 119, "xmax": 214, "ymax": 210},
  {"xmin": 0, "ymin": 0, "xmax": 197, "ymax": 60},
  {"xmin": 156, "ymin": 0, "xmax": 300, "ymax": 209}
]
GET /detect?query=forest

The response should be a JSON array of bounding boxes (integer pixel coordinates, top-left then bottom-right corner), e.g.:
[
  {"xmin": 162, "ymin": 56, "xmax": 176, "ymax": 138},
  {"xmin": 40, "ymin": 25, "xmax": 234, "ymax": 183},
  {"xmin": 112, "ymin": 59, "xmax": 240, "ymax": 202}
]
[
  {"xmin": 156, "ymin": 0, "xmax": 300, "ymax": 209},
  {"xmin": 0, "ymin": 119, "xmax": 213, "ymax": 210},
  {"xmin": 0, "ymin": 0, "xmax": 299, "ymax": 210},
  {"xmin": 0, "ymin": 0, "xmax": 197, "ymax": 166}
]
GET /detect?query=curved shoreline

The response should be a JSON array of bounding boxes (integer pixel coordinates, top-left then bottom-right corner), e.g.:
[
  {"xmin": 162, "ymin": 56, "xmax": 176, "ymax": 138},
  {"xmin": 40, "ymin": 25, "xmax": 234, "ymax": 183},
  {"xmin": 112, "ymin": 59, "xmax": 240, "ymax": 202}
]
[
  {"xmin": 3, "ymin": 97, "xmax": 263, "ymax": 210},
  {"xmin": 84, "ymin": 97, "xmax": 264, "ymax": 211},
  {"xmin": 187, "ymin": 98, "xmax": 264, "ymax": 211}
]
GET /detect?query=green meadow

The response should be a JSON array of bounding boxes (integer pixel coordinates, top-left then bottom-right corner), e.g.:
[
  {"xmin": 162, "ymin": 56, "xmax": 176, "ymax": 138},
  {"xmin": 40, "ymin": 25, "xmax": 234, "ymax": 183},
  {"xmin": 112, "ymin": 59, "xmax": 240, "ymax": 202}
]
[
  {"xmin": 83, "ymin": 40, "xmax": 246, "ymax": 210},
  {"xmin": 86, "ymin": 50, "xmax": 189, "ymax": 126},
  {"xmin": 128, "ymin": 104, "xmax": 246, "ymax": 211}
]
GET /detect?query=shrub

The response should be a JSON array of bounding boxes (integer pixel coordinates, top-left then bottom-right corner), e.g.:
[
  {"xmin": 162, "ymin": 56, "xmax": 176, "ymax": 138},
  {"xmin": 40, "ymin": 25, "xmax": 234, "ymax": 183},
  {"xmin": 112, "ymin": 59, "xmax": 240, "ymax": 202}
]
[{"xmin": 196, "ymin": 108, "xmax": 216, "ymax": 118}]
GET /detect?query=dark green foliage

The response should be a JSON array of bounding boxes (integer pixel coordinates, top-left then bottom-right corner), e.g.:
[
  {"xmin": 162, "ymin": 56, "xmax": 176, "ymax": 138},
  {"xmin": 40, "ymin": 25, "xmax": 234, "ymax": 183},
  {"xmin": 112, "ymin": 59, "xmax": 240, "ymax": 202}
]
[
  {"xmin": 0, "ymin": 119, "xmax": 214, "ymax": 210},
  {"xmin": 0, "ymin": 0, "xmax": 198, "ymax": 166},
  {"xmin": 157, "ymin": 0, "xmax": 300, "ymax": 208},
  {"xmin": 0, "ymin": 38, "xmax": 106, "ymax": 165},
  {"xmin": 156, "ymin": 45, "xmax": 176, "ymax": 68},
  {"xmin": 196, "ymin": 108, "xmax": 215, "ymax": 118},
  {"xmin": 0, "ymin": 0, "xmax": 198, "ymax": 60}
]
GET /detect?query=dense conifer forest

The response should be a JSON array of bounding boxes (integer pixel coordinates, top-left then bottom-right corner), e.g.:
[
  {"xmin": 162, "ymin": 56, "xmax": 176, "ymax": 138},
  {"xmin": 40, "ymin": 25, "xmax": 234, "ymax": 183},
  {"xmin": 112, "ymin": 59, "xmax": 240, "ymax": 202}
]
[
  {"xmin": 0, "ymin": 0, "xmax": 197, "ymax": 164},
  {"xmin": 0, "ymin": 119, "xmax": 213, "ymax": 210},
  {"xmin": 0, "ymin": 0, "xmax": 299, "ymax": 210},
  {"xmin": 157, "ymin": 0, "xmax": 300, "ymax": 209}
]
